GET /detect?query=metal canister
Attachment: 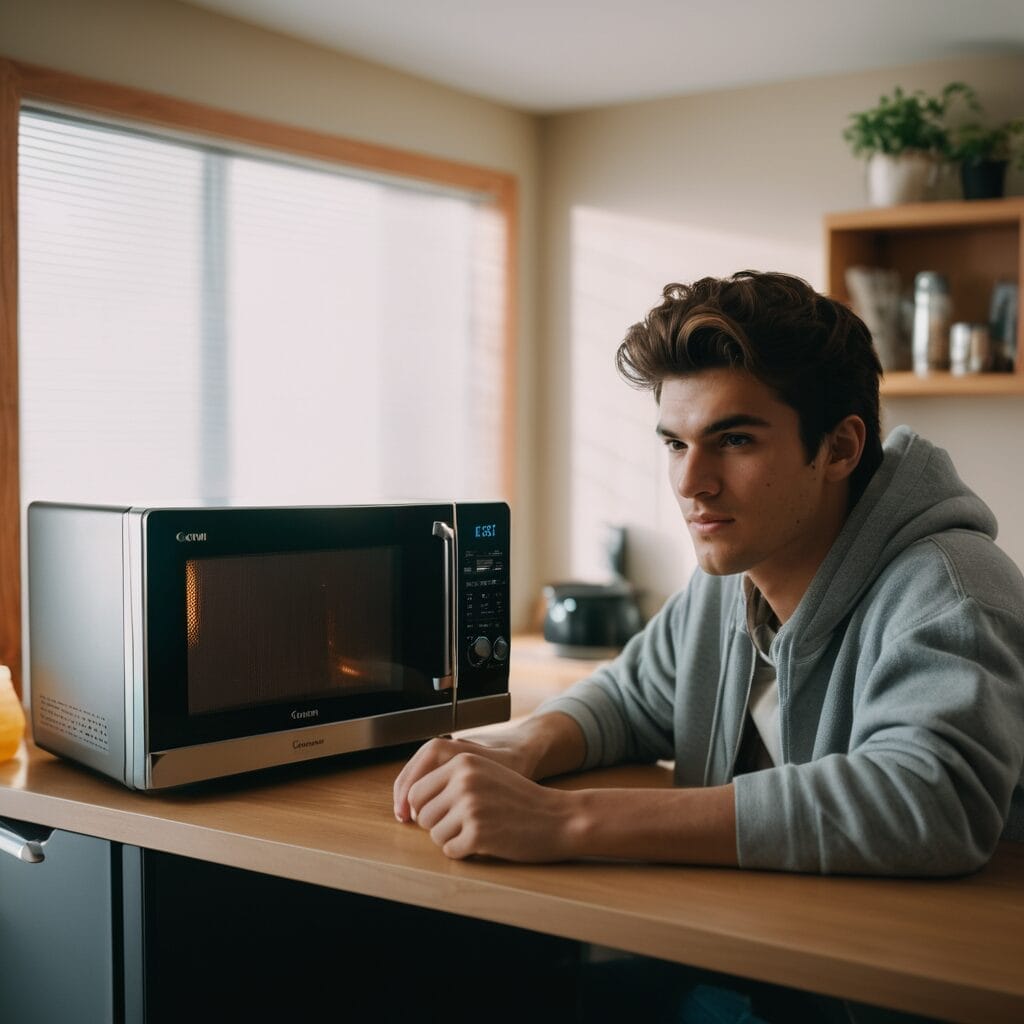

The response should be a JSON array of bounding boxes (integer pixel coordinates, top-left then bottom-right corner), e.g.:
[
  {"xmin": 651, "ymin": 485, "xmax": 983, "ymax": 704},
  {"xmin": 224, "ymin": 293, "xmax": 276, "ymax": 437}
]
[
  {"xmin": 989, "ymin": 281, "xmax": 1018, "ymax": 371},
  {"xmin": 912, "ymin": 271, "xmax": 952, "ymax": 375},
  {"xmin": 949, "ymin": 323, "xmax": 992, "ymax": 375}
]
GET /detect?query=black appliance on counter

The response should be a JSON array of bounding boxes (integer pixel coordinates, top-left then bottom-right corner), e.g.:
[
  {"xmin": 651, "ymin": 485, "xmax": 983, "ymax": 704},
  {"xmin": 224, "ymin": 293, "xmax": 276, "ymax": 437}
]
[{"xmin": 542, "ymin": 525, "xmax": 643, "ymax": 657}]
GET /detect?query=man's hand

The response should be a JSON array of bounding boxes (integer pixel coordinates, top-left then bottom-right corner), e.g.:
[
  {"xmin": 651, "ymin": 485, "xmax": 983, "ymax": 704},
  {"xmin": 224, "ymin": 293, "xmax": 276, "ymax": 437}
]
[
  {"xmin": 393, "ymin": 713, "xmax": 587, "ymax": 824},
  {"xmin": 393, "ymin": 732, "xmax": 533, "ymax": 823},
  {"xmin": 400, "ymin": 750, "xmax": 581, "ymax": 861}
]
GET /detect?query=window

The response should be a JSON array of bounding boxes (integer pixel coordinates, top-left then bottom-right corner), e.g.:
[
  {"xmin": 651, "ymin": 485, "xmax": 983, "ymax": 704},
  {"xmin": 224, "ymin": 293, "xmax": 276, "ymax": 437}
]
[{"xmin": 19, "ymin": 109, "xmax": 508, "ymax": 508}]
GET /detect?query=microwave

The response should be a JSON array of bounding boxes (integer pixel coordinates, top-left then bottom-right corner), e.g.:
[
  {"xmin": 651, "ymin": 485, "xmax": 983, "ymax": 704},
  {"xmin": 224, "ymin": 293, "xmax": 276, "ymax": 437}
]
[{"xmin": 28, "ymin": 501, "xmax": 511, "ymax": 790}]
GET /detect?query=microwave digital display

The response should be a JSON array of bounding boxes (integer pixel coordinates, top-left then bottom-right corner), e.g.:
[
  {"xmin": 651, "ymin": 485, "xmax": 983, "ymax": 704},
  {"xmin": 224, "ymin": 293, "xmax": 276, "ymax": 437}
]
[{"xmin": 184, "ymin": 546, "xmax": 400, "ymax": 716}]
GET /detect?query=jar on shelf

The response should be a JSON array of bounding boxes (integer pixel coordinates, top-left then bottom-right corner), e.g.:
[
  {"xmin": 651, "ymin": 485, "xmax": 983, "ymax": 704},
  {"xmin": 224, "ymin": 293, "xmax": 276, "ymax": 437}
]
[
  {"xmin": 949, "ymin": 323, "xmax": 992, "ymax": 375},
  {"xmin": 912, "ymin": 271, "xmax": 952, "ymax": 375},
  {"xmin": 989, "ymin": 281, "xmax": 1018, "ymax": 372}
]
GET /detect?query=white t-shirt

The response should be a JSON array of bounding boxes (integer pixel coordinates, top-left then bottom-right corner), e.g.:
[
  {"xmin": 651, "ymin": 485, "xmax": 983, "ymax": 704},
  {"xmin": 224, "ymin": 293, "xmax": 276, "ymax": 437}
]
[{"xmin": 739, "ymin": 576, "xmax": 782, "ymax": 771}]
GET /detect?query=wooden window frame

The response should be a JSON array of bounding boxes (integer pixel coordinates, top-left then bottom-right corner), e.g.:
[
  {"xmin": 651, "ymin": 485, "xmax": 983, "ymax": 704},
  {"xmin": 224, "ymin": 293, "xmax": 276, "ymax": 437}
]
[{"xmin": 0, "ymin": 57, "xmax": 518, "ymax": 697}]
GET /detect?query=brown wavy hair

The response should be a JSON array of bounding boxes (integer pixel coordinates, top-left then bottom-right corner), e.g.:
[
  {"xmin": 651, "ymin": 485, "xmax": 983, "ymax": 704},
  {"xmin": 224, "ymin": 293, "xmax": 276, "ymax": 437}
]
[{"xmin": 616, "ymin": 271, "xmax": 883, "ymax": 507}]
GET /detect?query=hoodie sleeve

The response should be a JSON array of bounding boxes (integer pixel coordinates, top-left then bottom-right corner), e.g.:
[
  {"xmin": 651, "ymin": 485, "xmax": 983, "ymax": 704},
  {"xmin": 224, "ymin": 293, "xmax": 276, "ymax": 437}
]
[
  {"xmin": 532, "ymin": 585, "xmax": 691, "ymax": 770},
  {"xmin": 735, "ymin": 543, "xmax": 1024, "ymax": 876}
]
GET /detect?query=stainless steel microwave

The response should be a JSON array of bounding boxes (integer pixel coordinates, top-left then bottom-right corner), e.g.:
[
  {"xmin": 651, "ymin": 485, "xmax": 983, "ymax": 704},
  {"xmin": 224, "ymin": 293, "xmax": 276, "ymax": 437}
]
[{"xmin": 28, "ymin": 501, "xmax": 511, "ymax": 790}]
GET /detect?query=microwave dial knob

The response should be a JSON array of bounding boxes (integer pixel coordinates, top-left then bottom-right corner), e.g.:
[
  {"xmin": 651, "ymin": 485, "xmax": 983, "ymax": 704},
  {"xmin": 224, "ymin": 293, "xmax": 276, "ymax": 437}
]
[
  {"xmin": 492, "ymin": 636, "xmax": 510, "ymax": 662},
  {"xmin": 468, "ymin": 635, "xmax": 492, "ymax": 666}
]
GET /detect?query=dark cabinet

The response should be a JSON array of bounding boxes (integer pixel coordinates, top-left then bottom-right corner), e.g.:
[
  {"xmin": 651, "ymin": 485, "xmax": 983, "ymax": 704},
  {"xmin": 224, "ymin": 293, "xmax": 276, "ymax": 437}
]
[
  {"xmin": 0, "ymin": 818, "xmax": 120, "ymax": 1023},
  {"xmin": 136, "ymin": 850, "xmax": 580, "ymax": 1024},
  {"xmin": 0, "ymin": 824, "xmax": 581, "ymax": 1024}
]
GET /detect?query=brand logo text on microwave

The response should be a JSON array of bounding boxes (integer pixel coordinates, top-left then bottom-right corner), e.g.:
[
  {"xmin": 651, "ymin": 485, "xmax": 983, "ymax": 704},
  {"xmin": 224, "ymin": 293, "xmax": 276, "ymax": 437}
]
[
  {"xmin": 175, "ymin": 531, "xmax": 208, "ymax": 542},
  {"xmin": 291, "ymin": 708, "xmax": 320, "ymax": 720},
  {"xmin": 293, "ymin": 736, "xmax": 325, "ymax": 750}
]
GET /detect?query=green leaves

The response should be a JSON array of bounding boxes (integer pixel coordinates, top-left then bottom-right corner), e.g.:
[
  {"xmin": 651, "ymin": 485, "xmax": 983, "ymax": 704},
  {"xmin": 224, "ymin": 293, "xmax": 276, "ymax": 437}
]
[
  {"xmin": 948, "ymin": 119, "xmax": 1024, "ymax": 169},
  {"xmin": 843, "ymin": 82, "xmax": 979, "ymax": 158}
]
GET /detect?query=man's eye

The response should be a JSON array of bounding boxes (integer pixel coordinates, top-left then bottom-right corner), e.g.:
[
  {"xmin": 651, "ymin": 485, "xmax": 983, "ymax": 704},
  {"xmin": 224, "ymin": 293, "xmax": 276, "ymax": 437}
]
[
  {"xmin": 663, "ymin": 438, "xmax": 686, "ymax": 452},
  {"xmin": 721, "ymin": 434, "xmax": 751, "ymax": 448}
]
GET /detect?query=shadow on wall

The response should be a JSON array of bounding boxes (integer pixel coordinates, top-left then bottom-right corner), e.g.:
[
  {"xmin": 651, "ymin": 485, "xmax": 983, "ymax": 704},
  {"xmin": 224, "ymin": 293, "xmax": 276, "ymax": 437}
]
[{"xmin": 564, "ymin": 205, "xmax": 820, "ymax": 615}]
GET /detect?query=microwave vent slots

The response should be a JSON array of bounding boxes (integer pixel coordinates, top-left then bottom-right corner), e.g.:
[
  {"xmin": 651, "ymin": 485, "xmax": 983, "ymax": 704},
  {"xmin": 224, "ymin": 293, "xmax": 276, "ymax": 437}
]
[{"xmin": 37, "ymin": 694, "xmax": 110, "ymax": 753}]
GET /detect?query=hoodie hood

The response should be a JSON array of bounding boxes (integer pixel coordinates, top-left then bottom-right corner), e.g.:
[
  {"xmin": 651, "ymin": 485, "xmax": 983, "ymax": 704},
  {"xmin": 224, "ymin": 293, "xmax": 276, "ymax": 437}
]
[{"xmin": 782, "ymin": 425, "xmax": 998, "ymax": 650}]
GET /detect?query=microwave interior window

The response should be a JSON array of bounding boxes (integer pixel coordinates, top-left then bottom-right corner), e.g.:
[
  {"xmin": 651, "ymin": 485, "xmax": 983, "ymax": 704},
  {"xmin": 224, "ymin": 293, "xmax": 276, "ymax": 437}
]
[{"xmin": 185, "ymin": 547, "xmax": 400, "ymax": 715}]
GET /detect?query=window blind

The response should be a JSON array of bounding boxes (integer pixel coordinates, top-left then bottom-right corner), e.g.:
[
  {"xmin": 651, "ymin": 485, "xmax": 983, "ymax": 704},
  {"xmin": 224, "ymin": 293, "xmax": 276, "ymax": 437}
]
[{"xmin": 19, "ymin": 108, "xmax": 507, "ymax": 513}]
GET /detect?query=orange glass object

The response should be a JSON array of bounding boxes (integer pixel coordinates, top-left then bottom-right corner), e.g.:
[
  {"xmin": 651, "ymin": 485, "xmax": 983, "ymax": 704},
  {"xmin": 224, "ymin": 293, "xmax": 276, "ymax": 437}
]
[{"xmin": 0, "ymin": 666, "xmax": 26, "ymax": 762}]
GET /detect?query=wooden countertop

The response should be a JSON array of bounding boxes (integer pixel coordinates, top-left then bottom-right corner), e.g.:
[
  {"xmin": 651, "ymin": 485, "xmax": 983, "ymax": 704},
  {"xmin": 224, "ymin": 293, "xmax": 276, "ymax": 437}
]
[
  {"xmin": 504, "ymin": 633, "xmax": 613, "ymax": 716},
  {"xmin": 1, "ymin": 733, "xmax": 1022, "ymax": 1024}
]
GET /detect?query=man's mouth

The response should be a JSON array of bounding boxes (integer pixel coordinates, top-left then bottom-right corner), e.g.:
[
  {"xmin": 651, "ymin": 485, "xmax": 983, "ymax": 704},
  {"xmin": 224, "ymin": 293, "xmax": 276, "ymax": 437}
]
[{"xmin": 687, "ymin": 514, "xmax": 734, "ymax": 536}]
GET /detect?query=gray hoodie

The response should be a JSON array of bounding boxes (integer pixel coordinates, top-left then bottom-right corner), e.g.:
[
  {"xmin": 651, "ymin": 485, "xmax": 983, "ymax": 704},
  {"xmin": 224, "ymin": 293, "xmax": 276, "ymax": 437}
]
[{"xmin": 538, "ymin": 427, "xmax": 1024, "ymax": 875}]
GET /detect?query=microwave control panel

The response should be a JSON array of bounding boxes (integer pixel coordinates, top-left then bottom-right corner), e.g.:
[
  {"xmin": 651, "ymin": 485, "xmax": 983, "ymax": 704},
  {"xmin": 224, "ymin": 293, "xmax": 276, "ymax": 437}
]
[{"xmin": 456, "ymin": 504, "xmax": 510, "ymax": 686}]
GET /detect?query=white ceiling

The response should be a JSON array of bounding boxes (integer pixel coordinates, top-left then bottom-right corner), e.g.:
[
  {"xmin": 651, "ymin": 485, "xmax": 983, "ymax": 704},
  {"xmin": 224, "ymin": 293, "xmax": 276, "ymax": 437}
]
[{"xmin": 183, "ymin": 0, "xmax": 1024, "ymax": 114}]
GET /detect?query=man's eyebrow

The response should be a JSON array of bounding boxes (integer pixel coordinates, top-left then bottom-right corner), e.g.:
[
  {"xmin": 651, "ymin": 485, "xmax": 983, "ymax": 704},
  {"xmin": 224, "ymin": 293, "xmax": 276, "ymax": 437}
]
[{"xmin": 655, "ymin": 414, "xmax": 772, "ymax": 439}]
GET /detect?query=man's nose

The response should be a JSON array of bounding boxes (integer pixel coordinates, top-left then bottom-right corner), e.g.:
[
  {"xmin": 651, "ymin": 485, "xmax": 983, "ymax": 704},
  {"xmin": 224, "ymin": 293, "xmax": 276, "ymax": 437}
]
[{"xmin": 675, "ymin": 449, "xmax": 719, "ymax": 499}]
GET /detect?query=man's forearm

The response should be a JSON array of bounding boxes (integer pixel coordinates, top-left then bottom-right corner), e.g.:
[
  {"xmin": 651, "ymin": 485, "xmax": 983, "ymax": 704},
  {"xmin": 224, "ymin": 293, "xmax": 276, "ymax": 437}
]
[
  {"xmin": 473, "ymin": 714, "xmax": 740, "ymax": 865},
  {"xmin": 564, "ymin": 783, "xmax": 738, "ymax": 865},
  {"xmin": 516, "ymin": 711, "xmax": 588, "ymax": 780}
]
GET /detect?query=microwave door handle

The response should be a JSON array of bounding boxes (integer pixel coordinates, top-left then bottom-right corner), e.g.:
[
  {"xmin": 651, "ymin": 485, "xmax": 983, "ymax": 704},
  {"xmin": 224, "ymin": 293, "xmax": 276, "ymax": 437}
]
[{"xmin": 431, "ymin": 521, "xmax": 456, "ymax": 695}]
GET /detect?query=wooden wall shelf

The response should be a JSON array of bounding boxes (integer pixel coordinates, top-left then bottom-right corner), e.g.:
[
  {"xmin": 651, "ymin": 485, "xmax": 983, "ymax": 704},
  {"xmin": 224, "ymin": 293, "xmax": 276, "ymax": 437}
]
[
  {"xmin": 881, "ymin": 371, "xmax": 1024, "ymax": 397},
  {"xmin": 826, "ymin": 198, "xmax": 1024, "ymax": 398}
]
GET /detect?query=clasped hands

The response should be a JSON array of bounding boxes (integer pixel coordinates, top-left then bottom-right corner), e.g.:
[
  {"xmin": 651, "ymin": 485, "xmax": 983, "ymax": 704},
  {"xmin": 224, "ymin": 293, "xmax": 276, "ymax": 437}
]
[{"xmin": 392, "ymin": 731, "xmax": 581, "ymax": 862}]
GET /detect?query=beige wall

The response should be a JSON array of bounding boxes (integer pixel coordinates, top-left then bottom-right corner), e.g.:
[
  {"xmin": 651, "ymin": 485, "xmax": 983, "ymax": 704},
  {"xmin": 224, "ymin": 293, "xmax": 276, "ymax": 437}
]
[
  {"xmin": 0, "ymin": 0, "xmax": 542, "ymax": 627},
  {"xmin": 539, "ymin": 56, "xmax": 1024, "ymax": 613}
]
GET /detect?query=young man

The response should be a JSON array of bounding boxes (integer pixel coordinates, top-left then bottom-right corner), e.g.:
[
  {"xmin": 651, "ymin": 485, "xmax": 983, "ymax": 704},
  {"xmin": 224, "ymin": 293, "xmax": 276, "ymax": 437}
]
[{"xmin": 393, "ymin": 270, "xmax": 1024, "ymax": 876}]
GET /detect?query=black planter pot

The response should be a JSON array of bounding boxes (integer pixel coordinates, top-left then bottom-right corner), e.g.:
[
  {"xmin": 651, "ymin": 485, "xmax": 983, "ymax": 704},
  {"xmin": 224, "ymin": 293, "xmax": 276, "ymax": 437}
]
[{"xmin": 961, "ymin": 159, "xmax": 1008, "ymax": 200}]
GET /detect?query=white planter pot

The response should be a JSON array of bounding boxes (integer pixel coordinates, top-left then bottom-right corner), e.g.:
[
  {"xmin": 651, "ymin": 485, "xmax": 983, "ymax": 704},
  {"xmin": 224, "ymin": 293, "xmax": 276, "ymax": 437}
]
[{"xmin": 866, "ymin": 152, "xmax": 937, "ymax": 207}]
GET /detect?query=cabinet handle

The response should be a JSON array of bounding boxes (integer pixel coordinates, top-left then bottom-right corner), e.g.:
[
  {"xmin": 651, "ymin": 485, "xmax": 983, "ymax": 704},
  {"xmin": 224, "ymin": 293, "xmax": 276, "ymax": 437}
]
[{"xmin": 0, "ymin": 818, "xmax": 47, "ymax": 863}]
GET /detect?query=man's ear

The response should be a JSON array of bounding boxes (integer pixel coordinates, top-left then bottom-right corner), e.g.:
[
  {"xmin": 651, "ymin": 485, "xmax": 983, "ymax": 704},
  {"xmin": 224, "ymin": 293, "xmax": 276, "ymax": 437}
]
[{"xmin": 824, "ymin": 415, "xmax": 867, "ymax": 483}]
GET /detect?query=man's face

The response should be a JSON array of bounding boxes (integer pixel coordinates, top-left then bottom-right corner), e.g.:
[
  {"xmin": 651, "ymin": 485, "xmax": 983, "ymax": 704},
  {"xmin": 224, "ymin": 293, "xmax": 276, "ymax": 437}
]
[{"xmin": 658, "ymin": 369, "xmax": 838, "ymax": 592}]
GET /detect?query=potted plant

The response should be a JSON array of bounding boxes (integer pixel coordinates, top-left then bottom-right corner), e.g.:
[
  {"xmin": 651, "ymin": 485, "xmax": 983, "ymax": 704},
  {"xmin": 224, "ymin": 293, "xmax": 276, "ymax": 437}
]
[
  {"xmin": 948, "ymin": 120, "xmax": 1024, "ymax": 200},
  {"xmin": 843, "ymin": 83, "xmax": 978, "ymax": 206}
]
